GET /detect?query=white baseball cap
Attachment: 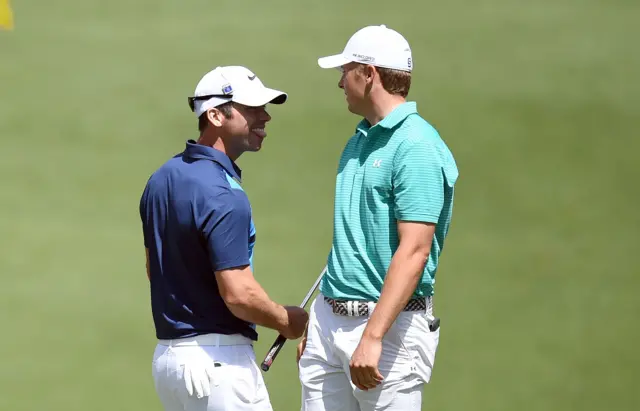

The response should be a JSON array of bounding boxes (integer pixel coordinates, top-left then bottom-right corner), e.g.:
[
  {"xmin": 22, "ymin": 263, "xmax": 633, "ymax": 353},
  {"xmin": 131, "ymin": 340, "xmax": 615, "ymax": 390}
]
[
  {"xmin": 188, "ymin": 66, "xmax": 287, "ymax": 117},
  {"xmin": 317, "ymin": 25, "xmax": 413, "ymax": 72}
]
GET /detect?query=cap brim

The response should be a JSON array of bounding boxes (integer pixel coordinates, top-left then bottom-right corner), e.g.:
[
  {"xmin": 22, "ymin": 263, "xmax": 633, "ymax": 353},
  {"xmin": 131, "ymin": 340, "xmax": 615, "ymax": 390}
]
[
  {"xmin": 318, "ymin": 54, "xmax": 351, "ymax": 69},
  {"xmin": 265, "ymin": 88, "xmax": 287, "ymax": 105},
  {"xmin": 234, "ymin": 88, "xmax": 288, "ymax": 107}
]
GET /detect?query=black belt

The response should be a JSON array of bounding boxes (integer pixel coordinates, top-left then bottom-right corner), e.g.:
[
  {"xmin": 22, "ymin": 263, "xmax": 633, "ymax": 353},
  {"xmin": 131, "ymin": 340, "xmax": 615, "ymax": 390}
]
[{"xmin": 324, "ymin": 296, "xmax": 429, "ymax": 317}]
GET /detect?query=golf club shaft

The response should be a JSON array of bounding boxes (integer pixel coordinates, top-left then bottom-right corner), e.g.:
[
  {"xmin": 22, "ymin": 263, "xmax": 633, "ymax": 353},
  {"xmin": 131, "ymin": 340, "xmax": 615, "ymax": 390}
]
[{"xmin": 261, "ymin": 265, "xmax": 327, "ymax": 372}]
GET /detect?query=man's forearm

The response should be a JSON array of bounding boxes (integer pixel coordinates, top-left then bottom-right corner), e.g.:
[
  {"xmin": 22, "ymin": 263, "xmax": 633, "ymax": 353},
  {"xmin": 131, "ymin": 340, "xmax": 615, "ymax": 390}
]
[
  {"xmin": 224, "ymin": 284, "xmax": 289, "ymax": 332},
  {"xmin": 216, "ymin": 266, "xmax": 291, "ymax": 333},
  {"xmin": 362, "ymin": 247, "xmax": 428, "ymax": 341}
]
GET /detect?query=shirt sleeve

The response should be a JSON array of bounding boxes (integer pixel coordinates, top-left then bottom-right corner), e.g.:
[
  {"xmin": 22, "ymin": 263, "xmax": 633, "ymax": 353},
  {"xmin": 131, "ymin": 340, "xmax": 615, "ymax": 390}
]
[
  {"xmin": 198, "ymin": 189, "xmax": 252, "ymax": 271},
  {"xmin": 139, "ymin": 184, "xmax": 150, "ymax": 248},
  {"xmin": 393, "ymin": 138, "xmax": 444, "ymax": 223}
]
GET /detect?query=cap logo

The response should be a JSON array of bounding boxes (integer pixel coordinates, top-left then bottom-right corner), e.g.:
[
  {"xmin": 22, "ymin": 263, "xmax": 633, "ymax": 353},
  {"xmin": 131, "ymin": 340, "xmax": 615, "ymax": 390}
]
[
  {"xmin": 353, "ymin": 53, "xmax": 375, "ymax": 63},
  {"xmin": 222, "ymin": 84, "xmax": 233, "ymax": 95},
  {"xmin": 408, "ymin": 57, "xmax": 412, "ymax": 69},
  {"xmin": 247, "ymin": 74, "xmax": 256, "ymax": 81}
]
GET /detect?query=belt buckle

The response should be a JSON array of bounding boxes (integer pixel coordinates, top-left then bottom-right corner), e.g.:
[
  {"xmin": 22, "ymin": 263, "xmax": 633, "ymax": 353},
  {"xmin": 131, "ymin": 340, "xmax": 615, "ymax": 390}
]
[{"xmin": 327, "ymin": 297, "xmax": 370, "ymax": 317}]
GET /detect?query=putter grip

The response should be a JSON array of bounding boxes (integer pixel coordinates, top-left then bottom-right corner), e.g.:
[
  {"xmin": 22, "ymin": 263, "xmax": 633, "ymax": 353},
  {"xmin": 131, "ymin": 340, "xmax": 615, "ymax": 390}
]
[{"xmin": 261, "ymin": 334, "xmax": 287, "ymax": 372}]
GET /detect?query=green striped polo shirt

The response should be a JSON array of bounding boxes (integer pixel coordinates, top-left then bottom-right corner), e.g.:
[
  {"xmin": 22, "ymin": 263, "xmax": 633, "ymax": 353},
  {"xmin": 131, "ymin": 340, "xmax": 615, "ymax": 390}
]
[{"xmin": 320, "ymin": 102, "xmax": 459, "ymax": 301}]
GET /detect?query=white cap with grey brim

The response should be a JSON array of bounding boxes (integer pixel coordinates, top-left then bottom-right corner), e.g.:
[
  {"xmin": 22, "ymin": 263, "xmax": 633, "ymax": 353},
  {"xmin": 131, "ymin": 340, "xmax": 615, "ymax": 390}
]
[{"xmin": 317, "ymin": 25, "xmax": 413, "ymax": 72}]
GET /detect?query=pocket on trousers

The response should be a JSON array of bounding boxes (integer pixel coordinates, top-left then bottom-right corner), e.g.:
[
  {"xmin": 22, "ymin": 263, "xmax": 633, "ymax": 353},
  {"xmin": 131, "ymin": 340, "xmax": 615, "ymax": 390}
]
[
  {"xmin": 151, "ymin": 345, "xmax": 170, "ymax": 377},
  {"xmin": 151, "ymin": 345, "xmax": 175, "ymax": 394},
  {"xmin": 152, "ymin": 344, "xmax": 169, "ymax": 364},
  {"xmin": 229, "ymin": 349, "xmax": 267, "ymax": 405},
  {"xmin": 377, "ymin": 327, "xmax": 414, "ymax": 383},
  {"xmin": 402, "ymin": 314, "xmax": 440, "ymax": 384}
]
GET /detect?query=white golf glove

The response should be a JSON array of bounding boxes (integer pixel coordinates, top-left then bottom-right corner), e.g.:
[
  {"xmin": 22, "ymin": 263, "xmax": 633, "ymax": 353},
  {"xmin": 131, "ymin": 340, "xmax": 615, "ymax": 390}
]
[{"xmin": 182, "ymin": 349, "xmax": 219, "ymax": 399}]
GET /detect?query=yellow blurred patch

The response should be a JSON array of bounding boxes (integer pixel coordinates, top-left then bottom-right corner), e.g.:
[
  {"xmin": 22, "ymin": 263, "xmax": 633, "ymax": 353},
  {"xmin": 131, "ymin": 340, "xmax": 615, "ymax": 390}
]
[{"xmin": 0, "ymin": 0, "xmax": 14, "ymax": 30}]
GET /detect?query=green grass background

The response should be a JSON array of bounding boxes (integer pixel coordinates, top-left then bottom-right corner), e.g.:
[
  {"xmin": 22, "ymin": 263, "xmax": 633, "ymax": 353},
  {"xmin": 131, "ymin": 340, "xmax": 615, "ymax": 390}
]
[{"xmin": 1, "ymin": 0, "xmax": 638, "ymax": 410}]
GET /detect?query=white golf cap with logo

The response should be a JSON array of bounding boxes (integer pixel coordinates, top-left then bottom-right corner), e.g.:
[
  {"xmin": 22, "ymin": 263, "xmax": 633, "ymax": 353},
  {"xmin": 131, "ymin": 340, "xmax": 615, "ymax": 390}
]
[
  {"xmin": 189, "ymin": 66, "xmax": 288, "ymax": 117},
  {"xmin": 317, "ymin": 25, "xmax": 413, "ymax": 72}
]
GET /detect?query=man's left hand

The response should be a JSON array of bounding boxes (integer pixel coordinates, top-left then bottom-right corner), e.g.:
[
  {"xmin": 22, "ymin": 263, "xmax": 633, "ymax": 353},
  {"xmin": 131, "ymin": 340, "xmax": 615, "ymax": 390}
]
[{"xmin": 349, "ymin": 335, "xmax": 384, "ymax": 391}]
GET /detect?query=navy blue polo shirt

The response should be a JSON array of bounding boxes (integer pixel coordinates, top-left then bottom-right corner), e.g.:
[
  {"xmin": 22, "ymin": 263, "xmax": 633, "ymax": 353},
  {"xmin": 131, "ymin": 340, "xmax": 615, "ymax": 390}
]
[{"xmin": 139, "ymin": 140, "xmax": 258, "ymax": 341}]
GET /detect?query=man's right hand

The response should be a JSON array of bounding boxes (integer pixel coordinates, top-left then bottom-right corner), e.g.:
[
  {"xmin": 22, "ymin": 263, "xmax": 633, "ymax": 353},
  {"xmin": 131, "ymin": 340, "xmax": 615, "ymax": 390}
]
[{"xmin": 279, "ymin": 306, "xmax": 309, "ymax": 339}]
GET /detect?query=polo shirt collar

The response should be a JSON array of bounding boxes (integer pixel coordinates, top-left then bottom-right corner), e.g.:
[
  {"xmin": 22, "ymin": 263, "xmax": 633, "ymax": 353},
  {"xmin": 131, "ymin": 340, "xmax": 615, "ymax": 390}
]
[
  {"xmin": 183, "ymin": 140, "xmax": 242, "ymax": 181},
  {"xmin": 355, "ymin": 102, "xmax": 418, "ymax": 135}
]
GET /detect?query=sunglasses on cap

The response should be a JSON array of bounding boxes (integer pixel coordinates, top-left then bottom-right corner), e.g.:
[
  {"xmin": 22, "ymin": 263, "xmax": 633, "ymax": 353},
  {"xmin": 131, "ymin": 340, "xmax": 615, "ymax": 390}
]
[
  {"xmin": 187, "ymin": 84, "xmax": 234, "ymax": 112},
  {"xmin": 187, "ymin": 94, "xmax": 234, "ymax": 112}
]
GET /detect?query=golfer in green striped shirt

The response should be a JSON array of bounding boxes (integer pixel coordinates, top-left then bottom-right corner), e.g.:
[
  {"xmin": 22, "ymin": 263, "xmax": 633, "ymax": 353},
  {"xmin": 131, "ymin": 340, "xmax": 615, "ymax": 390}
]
[{"xmin": 297, "ymin": 25, "xmax": 459, "ymax": 411}]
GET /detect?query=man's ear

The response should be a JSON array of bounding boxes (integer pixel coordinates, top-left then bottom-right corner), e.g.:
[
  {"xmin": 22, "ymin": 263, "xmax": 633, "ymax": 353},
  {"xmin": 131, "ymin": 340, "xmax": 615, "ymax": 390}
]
[
  {"xmin": 363, "ymin": 64, "xmax": 377, "ymax": 83},
  {"xmin": 207, "ymin": 109, "xmax": 225, "ymax": 127}
]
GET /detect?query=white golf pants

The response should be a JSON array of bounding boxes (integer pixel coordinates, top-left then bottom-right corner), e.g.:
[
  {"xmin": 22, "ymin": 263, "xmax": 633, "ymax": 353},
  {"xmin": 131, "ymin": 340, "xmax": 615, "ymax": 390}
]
[
  {"xmin": 299, "ymin": 294, "xmax": 440, "ymax": 411},
  {"xmin": 152, "ymin": 333, "xmax": 273, "ymax": 411}
]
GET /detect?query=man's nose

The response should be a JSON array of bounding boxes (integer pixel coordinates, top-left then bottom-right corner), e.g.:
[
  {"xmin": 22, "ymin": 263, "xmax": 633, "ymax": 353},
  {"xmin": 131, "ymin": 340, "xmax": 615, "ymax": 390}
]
[{"xmin": 261, "ymin": 108, "xmax": 271, "ymax": 122}]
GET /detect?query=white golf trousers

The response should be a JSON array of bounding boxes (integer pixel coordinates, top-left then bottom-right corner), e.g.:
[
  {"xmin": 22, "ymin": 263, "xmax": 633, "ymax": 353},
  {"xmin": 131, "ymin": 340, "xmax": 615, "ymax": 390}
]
[
  {"xmin": 152, "ymin": 333, "xmax": 273, "ymax": 411},
  {"xmin": 299, "ymin": 294, "xmax": 440, "ymax": 411}
]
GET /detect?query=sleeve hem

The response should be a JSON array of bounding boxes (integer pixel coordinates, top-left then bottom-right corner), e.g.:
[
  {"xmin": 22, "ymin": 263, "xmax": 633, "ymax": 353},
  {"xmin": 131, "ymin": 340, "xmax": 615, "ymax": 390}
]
[
  {"xmin": 213, "ymin": 258, "xmax": 251, "ymax": 272},
  {"xmin": 395, "ymin": 213, "xmax": 440, "ymax": 224}
]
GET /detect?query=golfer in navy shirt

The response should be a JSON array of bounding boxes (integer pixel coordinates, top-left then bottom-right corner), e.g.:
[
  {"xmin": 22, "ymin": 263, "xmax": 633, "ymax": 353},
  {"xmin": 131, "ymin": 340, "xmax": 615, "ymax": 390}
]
[{"xmin": 139, "ymin": 65, "xmax": 309, "ymax": 411}]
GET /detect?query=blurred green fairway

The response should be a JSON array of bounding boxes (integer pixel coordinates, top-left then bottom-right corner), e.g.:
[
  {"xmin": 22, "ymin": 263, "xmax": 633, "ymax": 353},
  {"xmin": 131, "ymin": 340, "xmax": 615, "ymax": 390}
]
[{"xmin": 1, "ymin": 0, "xmax": 638, "ymax": 410}]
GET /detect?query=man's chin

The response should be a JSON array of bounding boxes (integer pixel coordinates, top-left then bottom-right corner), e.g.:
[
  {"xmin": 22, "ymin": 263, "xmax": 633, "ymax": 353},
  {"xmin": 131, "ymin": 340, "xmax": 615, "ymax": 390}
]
[
  {"xmin": 246, "ymin": 142, "xmax": 263, "ymax": 152},
  {"xmin": 346, "ymin": 102, "xmax": 361, "ymax": 116}
]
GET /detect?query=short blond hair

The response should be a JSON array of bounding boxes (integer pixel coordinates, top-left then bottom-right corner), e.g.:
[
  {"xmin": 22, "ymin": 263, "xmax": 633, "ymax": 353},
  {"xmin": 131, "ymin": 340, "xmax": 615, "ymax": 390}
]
[
  {"xmin": 377, "ymin": 67, "xmax": 412, "ymax": 97},
  {"xmin": 355, "ymin": 64, "xmax": 412, "ymax": 97}
]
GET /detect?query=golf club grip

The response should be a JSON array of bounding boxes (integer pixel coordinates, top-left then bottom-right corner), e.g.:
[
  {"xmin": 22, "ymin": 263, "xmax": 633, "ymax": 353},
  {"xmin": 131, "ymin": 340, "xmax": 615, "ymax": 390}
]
[{"xmin": 261, "ymin": 334, "xmax": 287, "ymax": 372}]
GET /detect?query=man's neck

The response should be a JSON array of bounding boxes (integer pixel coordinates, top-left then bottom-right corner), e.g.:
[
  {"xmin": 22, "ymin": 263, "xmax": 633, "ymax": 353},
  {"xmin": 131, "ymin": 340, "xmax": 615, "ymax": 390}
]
[
  {"xmin": 365, "ymin": 95, "xmax": 406, "ymax": 126},
  {"xmin": 197, "ymin": 133, "xmax": 239, "ymax": 161}
]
